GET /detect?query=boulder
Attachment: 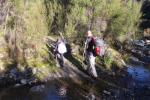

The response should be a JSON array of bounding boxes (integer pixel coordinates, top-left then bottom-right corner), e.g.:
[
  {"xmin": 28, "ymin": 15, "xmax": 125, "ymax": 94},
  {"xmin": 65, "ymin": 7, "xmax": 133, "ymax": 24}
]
[
  {"xmin": 145, "ymin": 40, "xmax": 150, "ymax": 45},
  {"xmin": 9, "ymin": 68, "xmax": 18, "ymax": 79},
  {"xmin": 32, "ymin": 68, "xmax": 37, "ymax": 75},
  {"xmin": 103, "ymin": 90, "xmax": 111, "ymax": 95},
  {"xmin": 106, "ymin": 48, "xmax": 126, "ymax": 68},
  {"xmin": 30, "ymin": 85, "xmax": 45, "ymax": 92},
  {"xmin": 14, "ymin": 83, "xmax": 21, "ymax": 87},
  {"xmin": 86, "ymin": 94, "xmax": 96, "ymax": 100},
  {"xmin": 21, "ymin": 79, "xmax": 27, "ymax": 85}
]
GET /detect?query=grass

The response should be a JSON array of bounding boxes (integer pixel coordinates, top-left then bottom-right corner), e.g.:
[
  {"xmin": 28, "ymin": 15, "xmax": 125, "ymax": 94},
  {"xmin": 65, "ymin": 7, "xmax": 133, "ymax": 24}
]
[{"xmin": 26, "ymin": 52, "xmax": 59, "ymax": 80}]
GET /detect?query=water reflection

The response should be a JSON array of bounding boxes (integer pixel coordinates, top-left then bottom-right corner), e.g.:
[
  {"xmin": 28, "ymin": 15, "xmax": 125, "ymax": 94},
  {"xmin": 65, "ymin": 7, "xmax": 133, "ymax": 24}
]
[
  {"xmin": 127, "ymin": 64, "xmax": 150, "ymax": 85},
  {"xmin": 44, "ymin": 84, "xmax": 67, "ymax": 100}
]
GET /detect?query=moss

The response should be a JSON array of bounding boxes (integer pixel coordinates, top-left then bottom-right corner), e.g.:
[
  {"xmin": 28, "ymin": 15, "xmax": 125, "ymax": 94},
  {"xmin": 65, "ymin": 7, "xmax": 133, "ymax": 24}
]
[
  {"xmin": 27, "ymin": 55, "xmax": 58, "ymax": 80},
  {"xmin": 74, "ymin": 54, "xmax": 83, "ymax": 62},
  {"xmin": 122, "ymin": 53, "xmax": 131, "ymax": 62},
  {"xmin": 34, "ymin": 63, "xmax": 58, "ymax": 80},
  {"xmin": 104, "ymin": 54, "xmax": 113, "ymax": 70}
]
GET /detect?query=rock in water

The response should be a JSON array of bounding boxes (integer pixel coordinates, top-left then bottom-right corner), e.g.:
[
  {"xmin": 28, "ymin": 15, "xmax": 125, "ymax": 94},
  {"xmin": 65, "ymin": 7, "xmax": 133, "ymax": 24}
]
[
  {"xmin": 21, "ymin": 79, "xmax": 27, "ymax": 85},
  {"xmin": 58, "ymin": 86, "xmax": 67, "ymax": 96},
  {"xmin": 103, "ymin": 90, "xmax": 111, "ymax": 95},
  {"xmin": 9, "ymin": 68, "xmax": 18, "ymax": 79},
  {"xmin": 30, "ymin": 85, "xmax": 45, "ymax": 92},
  {"xmin": 32, "ymin": 68, "xmax": 37, "ymax": 75},
  {"xmin": 86, "ymin": 93, "xmax": 96, "ymax": 100},
  {"xmin": 14, "ymin": 83, "xmax": 21, "ymax": 87}
]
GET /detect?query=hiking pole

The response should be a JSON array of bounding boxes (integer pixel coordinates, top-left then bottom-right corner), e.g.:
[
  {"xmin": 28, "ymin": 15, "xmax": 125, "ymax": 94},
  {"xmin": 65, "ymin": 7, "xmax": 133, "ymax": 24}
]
[
  {"xmin": 58, "ymin": 31, "xmax": 65, "ymax": 40},
  {"xmin": 82, "ymin": 39, "xmax": 88, "ymax": 70}
]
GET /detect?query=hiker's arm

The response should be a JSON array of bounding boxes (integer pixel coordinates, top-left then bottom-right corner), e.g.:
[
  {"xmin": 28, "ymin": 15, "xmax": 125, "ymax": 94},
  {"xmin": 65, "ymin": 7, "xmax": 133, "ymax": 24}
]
[{"xmin": 53, "ymin": 41, "xmax": 58, "ymax": 52}]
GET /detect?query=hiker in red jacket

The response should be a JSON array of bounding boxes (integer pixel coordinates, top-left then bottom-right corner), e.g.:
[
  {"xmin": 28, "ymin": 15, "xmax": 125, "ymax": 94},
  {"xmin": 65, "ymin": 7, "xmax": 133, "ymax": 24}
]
[{"xmin": 84, "ymin": 30, "xmax": 98, "ymax": 78}]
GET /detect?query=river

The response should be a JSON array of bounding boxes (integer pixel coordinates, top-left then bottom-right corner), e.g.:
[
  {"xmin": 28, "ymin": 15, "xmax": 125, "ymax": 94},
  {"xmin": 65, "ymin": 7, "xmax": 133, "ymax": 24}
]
[{"xmin": 0, "ymin": 62, "xmax": 150, "ymax": 100}]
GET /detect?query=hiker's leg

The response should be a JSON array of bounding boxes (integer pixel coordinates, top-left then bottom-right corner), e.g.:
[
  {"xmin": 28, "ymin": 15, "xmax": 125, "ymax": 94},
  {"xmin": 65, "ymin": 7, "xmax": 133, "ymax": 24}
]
[
  {"xmin": 87, "ymin": 52, "xmax": 91, "ymax": 70},
  {"xmin": 89, "ymin": 53, "xmax": 97, "ymax": 77},
  {"xmin": 84, "ymin": 51, "xmax": 89, "ymax": 65},
  {"xmin": 55, "ymin": 53, "xmax": 60, "ymax": 67},
  {"xmin": 60, "ymin": 53, "xmax": 64, "ymax": 67}
]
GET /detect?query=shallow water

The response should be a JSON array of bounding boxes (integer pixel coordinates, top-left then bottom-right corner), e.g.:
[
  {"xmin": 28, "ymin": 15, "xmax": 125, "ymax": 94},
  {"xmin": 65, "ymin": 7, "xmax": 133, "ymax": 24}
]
[
  {"xmin": 0, "ymin": 64, "xmax": 150, "ymax": 100},
  {"xmin": 127, "ymin": 64, "xmax": 150, "ymax": 86},
  {"xmin": 0, "ymin": 78, "xmax": 122, "ymax": 100}
]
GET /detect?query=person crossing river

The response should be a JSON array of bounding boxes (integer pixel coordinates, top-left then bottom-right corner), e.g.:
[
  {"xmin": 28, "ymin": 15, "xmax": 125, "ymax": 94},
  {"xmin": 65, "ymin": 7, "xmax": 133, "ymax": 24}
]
[{"xmin": 83, "ymin": 30, "xmax": 106, "ymax": 78}]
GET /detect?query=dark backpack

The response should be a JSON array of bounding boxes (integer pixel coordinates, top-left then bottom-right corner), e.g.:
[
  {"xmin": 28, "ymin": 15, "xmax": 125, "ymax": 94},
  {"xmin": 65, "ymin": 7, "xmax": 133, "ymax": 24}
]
[{"xmin": 94, "ymin": 37, "xmax": 106, "ymax": 56}]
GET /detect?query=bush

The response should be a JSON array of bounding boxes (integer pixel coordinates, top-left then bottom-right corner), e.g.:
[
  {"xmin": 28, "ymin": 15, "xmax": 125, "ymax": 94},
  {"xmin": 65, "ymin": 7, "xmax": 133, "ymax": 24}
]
[
  {"xmin": 107, "ymin": 0, "xmax": 142, "ymax": 42},
  {"xmin": 1, "ymin": 0, "xmax": 142, "ymax": 70},
  {"xmin": 3, "ymin": 0, "xmax": 49, "ymax": 66}
]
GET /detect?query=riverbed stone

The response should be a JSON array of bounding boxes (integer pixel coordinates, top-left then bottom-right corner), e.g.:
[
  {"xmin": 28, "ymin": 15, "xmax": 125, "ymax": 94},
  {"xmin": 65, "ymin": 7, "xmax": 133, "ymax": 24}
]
[
  {"xmin": 30, "ymin": 85, "xmax": 45, "ymax": 92},
  {"xmin": 14, "ymin": 83, "xmax": 21, "ymax": 87},
  {"xmin": 9, "ymin": 68, "xmax": 18, "ymax": 79},
  {"xmin": 21, "ymin": 79, "xmax": 27, "ymax": 85},
  {"xmin": 32, "ymin": 68, "xmax": 37, "ymax": 75},
  {"xmin": 87, "ymin": 94, "xmax": 96, "ymax": 100},
  {"xmin": 145, "ymin": 40, "xmax": 150, "ymax": 45},
  {"xmin": 103, "ymin": 90, "xmax": 111, "ymax": 95}
]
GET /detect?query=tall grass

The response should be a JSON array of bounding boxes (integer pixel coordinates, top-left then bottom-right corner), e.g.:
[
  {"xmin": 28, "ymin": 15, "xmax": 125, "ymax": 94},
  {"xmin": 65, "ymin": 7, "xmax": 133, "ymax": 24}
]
[{"xmin": 2, "ymin": 0, "xmax": 50, "ymax": 69}]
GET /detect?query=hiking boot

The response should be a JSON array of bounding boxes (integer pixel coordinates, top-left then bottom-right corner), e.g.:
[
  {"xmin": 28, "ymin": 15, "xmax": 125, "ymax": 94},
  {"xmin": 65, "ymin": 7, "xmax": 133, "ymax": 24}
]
[{"xmin": 88, "ymin": 67, "xmax": 98, "ymax": 79}]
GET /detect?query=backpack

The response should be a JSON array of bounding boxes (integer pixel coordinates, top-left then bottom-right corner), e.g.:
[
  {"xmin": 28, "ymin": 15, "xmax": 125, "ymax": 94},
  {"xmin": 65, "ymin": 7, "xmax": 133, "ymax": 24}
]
[
  {"xmin": 57, "ymin": 40, "xmax": 67, "ymax": 54},
  {"xmin": 94, "ymin": 38, "xmax": 106, "ymax": 56}
]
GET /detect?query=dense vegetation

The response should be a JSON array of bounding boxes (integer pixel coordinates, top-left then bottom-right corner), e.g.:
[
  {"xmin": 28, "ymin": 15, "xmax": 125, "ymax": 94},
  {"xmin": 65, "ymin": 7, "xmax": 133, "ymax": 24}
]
[{"xmin": 0, "ymin": 0, "xmax": 143, "ymax": 79}]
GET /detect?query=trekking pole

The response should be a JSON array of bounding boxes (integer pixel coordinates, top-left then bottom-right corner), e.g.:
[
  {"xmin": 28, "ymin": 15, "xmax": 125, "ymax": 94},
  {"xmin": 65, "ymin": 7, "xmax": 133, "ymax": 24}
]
[
  {"xmin": 82, "ymin": 39, "xmax": 88, "ymax": 70},
  {"xmin": 58, "ymin": 31, "xmax": 65, "ymax": 40},
  {"xmin": 58, "ymin": 31, "xmax": 68, "ymax": 45}
]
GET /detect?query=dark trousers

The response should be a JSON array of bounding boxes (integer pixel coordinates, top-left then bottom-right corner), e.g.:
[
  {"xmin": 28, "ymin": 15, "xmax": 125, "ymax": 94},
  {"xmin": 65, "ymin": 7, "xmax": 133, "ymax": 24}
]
[{"xmin": 56, "ymin": 53, "xmax": 64, "ymax": 67}]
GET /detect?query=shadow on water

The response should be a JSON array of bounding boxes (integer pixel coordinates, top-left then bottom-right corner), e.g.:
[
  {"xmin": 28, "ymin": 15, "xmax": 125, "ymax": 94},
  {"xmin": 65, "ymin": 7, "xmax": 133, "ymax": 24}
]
[
  {"xmin": 1, "ymin": 62, "xmax": 150, "ymax": 100},
  {"xmin": 0, "ymin": 59, "xmax": 37, "ymax": 88},
  {"xmin": 0, "ymin": 77, "xmax": 126, "ymax": 100}
]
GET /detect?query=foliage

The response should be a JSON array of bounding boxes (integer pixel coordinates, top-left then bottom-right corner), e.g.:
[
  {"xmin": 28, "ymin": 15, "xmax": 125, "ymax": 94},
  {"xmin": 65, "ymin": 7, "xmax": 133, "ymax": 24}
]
[
  {"xmin": 2, "ymin": 0, "xmax": 143, "ymax": 42},
  {"xmin": 105, "ymin": 0, "xmax": 140, "ymax": 41},
  {"xmin": 2, "ymin": 0, "xmax": 49, "ymax": 65},
  {"xmin": 44, "ymin": 0, "xmax": 142, "ymax": 42},
  {"xmin": 104, "ymin": 52, "xmax": 113, "ymax": 70},
  {"xmin": 0, "ymin": 0, "xmax": 142, "ymax": 74}
]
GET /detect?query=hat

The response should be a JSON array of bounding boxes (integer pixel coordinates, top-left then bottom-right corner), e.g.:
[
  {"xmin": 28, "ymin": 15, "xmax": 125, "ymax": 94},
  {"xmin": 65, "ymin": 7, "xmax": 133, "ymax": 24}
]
[{"xmin": 86, "ymin": 30, "xmax": 93, "ymax": 37}]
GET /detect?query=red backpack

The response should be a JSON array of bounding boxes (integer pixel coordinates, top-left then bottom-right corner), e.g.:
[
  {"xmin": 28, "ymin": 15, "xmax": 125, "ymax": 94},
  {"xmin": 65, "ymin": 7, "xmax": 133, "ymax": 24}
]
[
  {"xmin": 95, "ymin": 46, "xmax": 100, "ymax": 56},
  {"xmin": 93, "ymin": 37, "xmax": 106, "ymax": 56}
]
